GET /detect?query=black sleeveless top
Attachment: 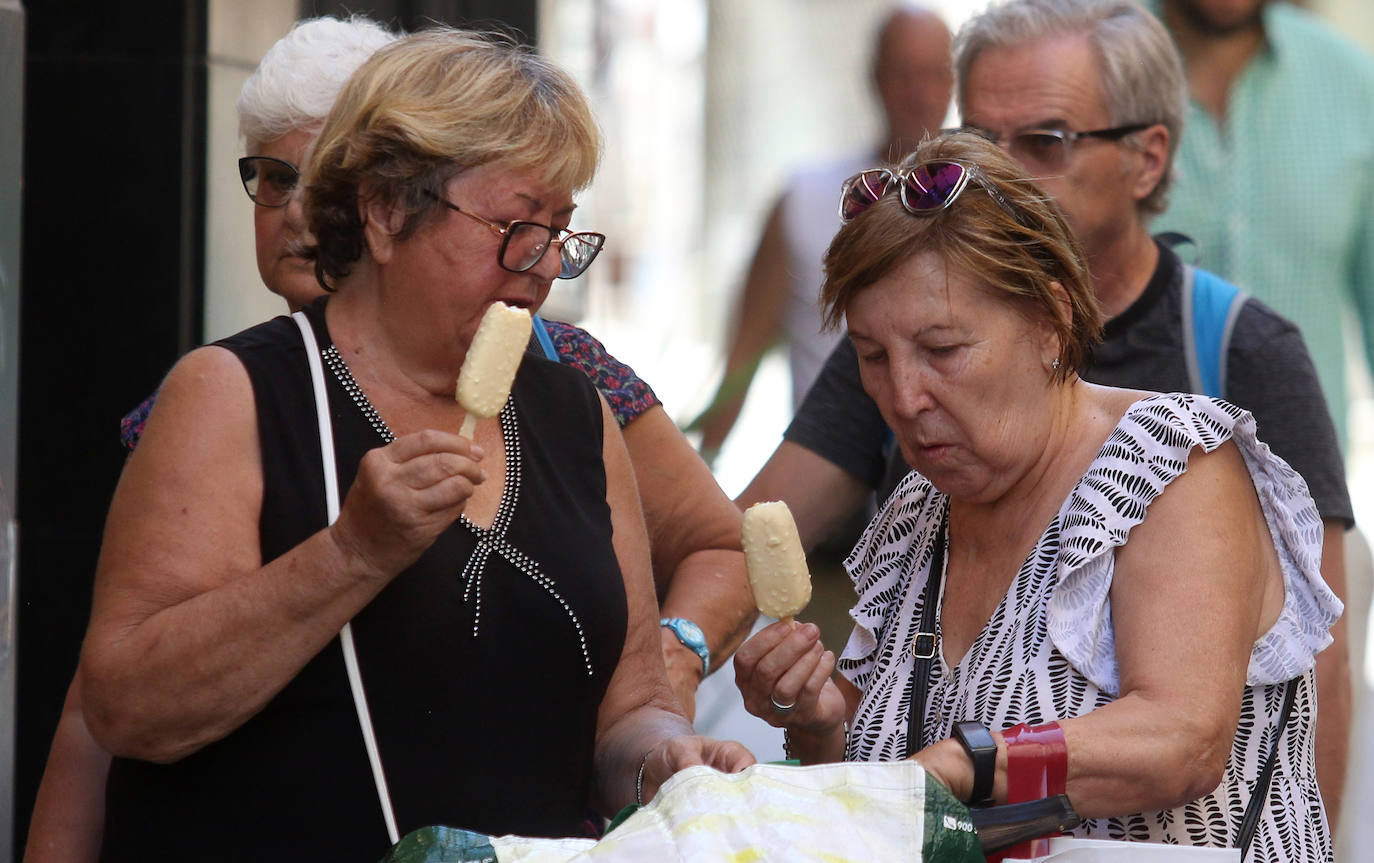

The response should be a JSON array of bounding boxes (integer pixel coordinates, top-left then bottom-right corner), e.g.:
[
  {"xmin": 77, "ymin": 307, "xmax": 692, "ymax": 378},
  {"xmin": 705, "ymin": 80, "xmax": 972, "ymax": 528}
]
[{"xmin": 102, "ymin": 301, "xmax": 629, "ymax": 860}]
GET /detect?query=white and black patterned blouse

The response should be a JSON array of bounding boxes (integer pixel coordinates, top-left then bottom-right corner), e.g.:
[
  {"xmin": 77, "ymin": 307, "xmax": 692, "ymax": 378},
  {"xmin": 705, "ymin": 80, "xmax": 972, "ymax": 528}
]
[{"xmin": 837, "ymin": 393, "xmax": 1342, "ymax": 862}]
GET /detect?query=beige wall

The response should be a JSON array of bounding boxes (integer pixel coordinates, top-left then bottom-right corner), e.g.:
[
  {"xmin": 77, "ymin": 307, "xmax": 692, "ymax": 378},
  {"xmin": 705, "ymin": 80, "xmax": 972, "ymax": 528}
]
[
  {"xmin": 1312, "ymin": 0, "xmax": 1374, "ymax": 52},
  {"xmin": 203, "ymin": 0, "xmax": 298, "ymax": 342}
]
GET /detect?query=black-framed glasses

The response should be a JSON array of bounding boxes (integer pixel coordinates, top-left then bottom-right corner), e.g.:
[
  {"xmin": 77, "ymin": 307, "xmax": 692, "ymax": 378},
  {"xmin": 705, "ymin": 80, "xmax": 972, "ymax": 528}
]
[
  {"xmin": 966, "ymin": 123, "xmax": 1153, "ymax": 172},
  {"xmin": 839, "ymin": 160, "xmax": 1017, "ymax": 223},
  {"xmin": 429, "ymin": 193, "xmax": 606, "ymax": 279},
  {"xmin": 238, "ymin": 156, "xmax": 300, "ymax": 208}
]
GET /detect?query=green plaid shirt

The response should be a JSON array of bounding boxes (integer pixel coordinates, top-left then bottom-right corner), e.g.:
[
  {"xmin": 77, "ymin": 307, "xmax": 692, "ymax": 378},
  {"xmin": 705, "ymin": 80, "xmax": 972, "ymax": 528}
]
[{"xmin": 1154, "ymin": 1, "xmax": 1374, "ymax": 449}]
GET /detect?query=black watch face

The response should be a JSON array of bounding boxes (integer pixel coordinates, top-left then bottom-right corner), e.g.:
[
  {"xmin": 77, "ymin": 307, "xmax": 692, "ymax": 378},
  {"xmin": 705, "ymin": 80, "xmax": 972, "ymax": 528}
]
[{"xmin": 956, "ymin": 721, "xmax": 995, "ymax": 750}]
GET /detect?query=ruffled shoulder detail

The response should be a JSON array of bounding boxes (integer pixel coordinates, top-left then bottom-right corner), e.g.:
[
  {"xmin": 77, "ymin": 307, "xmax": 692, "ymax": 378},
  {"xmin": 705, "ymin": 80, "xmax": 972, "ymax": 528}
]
[
  {"xmin": 1046, "ymin": 394, "xmax": 1340, "ymax": 694},
  {"xmin": 836, "ymin": 471, "xmax": 944, "ymax": 692}
]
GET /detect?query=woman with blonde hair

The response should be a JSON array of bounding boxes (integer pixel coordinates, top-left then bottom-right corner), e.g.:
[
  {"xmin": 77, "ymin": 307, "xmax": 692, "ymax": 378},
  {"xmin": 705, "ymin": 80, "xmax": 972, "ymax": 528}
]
[{"xmin": 78, "ymin": 27, "xmax": 750, "ymax": 860}]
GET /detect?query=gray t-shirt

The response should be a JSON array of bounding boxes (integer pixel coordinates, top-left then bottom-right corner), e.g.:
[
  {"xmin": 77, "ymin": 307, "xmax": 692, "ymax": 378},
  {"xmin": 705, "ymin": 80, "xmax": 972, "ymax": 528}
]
[{"xmin": 785, "ymin": 241, "xmax": 1354, "ymax": 526}]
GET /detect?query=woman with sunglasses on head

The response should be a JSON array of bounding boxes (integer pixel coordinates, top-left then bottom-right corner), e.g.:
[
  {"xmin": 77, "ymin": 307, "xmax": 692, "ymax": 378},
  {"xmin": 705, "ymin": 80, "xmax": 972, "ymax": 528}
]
[
  {"xmin": 733, "ymin": 131, "xmax": 1340, "ymax": 860},
  {"xmin": 74, "ymin": 27, "xmax": 752, "ymax": 861}
]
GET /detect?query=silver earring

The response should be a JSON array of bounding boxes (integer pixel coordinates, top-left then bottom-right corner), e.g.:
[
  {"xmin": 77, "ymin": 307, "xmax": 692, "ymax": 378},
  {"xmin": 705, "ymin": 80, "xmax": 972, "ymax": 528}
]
[{"xmin": 1051, "ymin": 358, "xmax": 1061, "ymax": 370}]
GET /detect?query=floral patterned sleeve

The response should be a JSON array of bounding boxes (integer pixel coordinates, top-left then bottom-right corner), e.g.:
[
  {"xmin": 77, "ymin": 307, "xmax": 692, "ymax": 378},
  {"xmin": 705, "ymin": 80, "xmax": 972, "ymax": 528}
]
[
  {"xmin": 120, "ymin": 388, "xmax": 160, "ymax": 451},
  {"xmin": 541, "ymin": 319, "xmax": 661, "ymax": 428}
]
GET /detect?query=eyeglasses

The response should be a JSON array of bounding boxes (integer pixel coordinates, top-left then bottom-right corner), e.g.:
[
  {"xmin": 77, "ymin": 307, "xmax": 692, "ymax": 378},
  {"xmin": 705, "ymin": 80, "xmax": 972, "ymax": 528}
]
[
  {"xmin": 839, "ymin": 160, "xmax": 1017, "ymax": 223},
  {"xmin": 238, "ymin": 156, "xmax": 300, "ymax": 208},
  {"xmin": 429, "ymin": 193, "xmax": 606, "ymax": 280},
  {"xmin": 967, "ymin": 123, "xmax": 1153, "ymax": 172}
]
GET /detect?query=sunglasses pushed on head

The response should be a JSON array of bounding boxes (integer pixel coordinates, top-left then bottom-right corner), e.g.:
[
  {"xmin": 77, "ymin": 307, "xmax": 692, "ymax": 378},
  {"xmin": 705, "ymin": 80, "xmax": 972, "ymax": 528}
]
[{"xmin": 839, "ymin": 159, "xmax": 1018, "ymax": 223}]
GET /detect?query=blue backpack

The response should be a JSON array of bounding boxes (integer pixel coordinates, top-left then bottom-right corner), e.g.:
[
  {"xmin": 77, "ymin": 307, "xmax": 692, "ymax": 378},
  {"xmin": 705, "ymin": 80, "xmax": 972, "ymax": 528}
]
[{"xmin": 1179, "ymin": 264, "xmax": 1248, "ymax": 400}]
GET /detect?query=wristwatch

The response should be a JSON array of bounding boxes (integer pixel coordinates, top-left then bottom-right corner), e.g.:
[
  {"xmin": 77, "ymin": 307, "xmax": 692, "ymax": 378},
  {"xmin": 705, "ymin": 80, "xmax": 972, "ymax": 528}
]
[
  {"xmin": 953, "ymin": 720, "xmax": 998, "ymax": 807},
  {"xmin": 659, "ymin": 617, "xmax": 710, "ymax": 676}
]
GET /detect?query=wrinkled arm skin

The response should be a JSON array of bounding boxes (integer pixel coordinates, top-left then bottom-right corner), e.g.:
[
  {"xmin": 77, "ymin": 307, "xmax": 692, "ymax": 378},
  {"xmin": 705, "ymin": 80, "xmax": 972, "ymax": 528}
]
[
  {"xmin": 592, "ymin": 397, "xmax": 754, "ymax": 812},
  {"xmin": 623, "ymin": 406, "xmax": 756, "ymax": 718}
]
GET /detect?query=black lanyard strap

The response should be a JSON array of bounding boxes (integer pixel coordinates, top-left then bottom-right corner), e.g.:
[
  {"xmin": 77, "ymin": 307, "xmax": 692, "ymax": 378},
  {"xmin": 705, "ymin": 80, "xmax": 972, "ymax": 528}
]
[{"xmin": 905, "ymin": 504, "xmax": 948, "ymax": 757}]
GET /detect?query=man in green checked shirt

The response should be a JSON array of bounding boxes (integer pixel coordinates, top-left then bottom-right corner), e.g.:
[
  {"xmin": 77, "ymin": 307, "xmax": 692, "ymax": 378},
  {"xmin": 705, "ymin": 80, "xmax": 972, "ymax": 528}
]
[{"xmin": 1153, "ymin": 0, "xmax": 1374, "ymax": 454}]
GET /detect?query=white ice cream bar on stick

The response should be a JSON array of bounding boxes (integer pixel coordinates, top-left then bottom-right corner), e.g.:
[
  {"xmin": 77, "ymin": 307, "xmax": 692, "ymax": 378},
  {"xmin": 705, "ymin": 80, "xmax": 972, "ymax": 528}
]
[
  {"xmin": 741, "ymin": 500, "xmax": 812, "ymax": 623},
  {"xmin": 455, "ymin": 302, "xmax": 532, "ymax": 439}
]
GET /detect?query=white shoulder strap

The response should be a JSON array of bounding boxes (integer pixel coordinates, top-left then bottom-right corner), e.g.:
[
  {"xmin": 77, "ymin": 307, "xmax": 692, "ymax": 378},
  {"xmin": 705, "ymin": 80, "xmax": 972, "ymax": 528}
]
[{"xmin": 292, "ymin": 311, "xmax": 400, "ymax": 845}]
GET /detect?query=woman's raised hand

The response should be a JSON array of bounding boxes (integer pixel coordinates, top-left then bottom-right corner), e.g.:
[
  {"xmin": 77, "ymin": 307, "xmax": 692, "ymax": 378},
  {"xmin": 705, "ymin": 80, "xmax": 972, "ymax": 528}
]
[
  {"xmin": 331, "ymin": 429, "xmax": 487, "ymax": 579},
  {"xmin": 733, "ymin": 620, "xmax": 846, "ymax": 734}
]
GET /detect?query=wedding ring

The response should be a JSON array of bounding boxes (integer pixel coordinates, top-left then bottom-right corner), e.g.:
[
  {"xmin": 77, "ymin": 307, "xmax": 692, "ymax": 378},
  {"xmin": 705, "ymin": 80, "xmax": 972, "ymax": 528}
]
[{"xmin": 770, "ymin": 695, "xmax": 797, "ymax": 714}]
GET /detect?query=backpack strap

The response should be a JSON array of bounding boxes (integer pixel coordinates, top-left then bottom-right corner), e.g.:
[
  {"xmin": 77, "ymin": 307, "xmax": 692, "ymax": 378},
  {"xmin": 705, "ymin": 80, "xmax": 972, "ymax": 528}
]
[
  {"xmin": 1181, "ymin": 264, "xmax": 1248, "ymax": 399},
  {"xmin": 531, "ymin": 313, "xmax": 560, "ymax": 361}
]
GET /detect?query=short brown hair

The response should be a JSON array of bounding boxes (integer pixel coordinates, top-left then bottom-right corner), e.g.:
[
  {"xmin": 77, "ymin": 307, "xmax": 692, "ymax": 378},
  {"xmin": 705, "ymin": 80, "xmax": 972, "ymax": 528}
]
[
  {"xmin": 306, "ymin": 26, "xmax": 602, "ymax": 283},
  {"xmin": 821, "ymin": 131, "xmax": 1101, "ymax": 380}
]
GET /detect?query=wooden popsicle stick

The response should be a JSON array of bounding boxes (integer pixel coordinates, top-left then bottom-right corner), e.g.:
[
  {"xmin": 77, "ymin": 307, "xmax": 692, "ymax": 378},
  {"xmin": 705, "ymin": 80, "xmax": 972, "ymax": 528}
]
[{"xmin": 459, "ymin": 412, "xmax": 478, "ymax": 440}]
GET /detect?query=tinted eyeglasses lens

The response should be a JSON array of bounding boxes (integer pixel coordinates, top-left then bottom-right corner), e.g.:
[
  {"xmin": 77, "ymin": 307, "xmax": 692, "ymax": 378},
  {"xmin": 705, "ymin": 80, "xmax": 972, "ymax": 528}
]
[
  {"xmin": 1009, "ymin": 133, "xmax": 1068, "ymax": 171},
  {"xmin": 239, "ymin": 157, "xmax": 299, "ymax": 207},
  {"xmin": 841, "ymin": 170, "xmax": 894, "ymax": 221},
  {"xmin": 558, "ymin": 232, "xmax": 606, "ymax": 279},
  {"xmin": 904, "ymin": 162, "xmax": 969, "ymax": 211}
]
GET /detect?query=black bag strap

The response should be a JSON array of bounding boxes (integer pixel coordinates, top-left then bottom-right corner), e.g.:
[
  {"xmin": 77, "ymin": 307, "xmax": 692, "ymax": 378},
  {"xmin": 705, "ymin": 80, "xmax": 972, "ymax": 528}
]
[
  {"xmin": 1237, "ymin": 678, "xmax": 1298, "ymax": 854},
  {"xmin": 905, "ymin": 505, "xmax": 949, "ymax": 757}
]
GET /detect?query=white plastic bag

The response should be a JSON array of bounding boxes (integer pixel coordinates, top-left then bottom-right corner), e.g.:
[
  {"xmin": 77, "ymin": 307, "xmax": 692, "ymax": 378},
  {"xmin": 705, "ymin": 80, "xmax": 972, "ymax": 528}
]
[{"xmin": 386, "ymin": 760, "xmax": 983, "ymax": 863}]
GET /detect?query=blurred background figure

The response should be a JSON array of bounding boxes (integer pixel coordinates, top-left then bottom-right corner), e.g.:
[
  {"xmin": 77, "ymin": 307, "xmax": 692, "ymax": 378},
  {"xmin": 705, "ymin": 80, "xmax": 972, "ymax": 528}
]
[
  {"xmin": 1152, "ymin": 0, "xmax": 1374, "ymax": 454},
  {"xmin": 692, "ymin": 4, "xmax": 953, "ymax": 466}
]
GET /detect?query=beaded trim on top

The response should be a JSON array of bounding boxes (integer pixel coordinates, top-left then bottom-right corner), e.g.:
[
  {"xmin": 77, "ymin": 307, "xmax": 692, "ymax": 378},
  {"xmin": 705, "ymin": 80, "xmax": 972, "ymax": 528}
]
[{"xmin": 321, "ymin": 343, "xmax": 593, "ymax": 676}]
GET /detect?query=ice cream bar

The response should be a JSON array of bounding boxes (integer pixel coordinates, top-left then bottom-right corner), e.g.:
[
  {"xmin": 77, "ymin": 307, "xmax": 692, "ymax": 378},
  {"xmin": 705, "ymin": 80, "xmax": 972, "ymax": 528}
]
[
  {"xmin": 455, "ymin": 302, "xmax": 532, "ymax": 438},
  {"xmin": 741, "ymin": 500, "xmax": 812, "ymax": 621}
]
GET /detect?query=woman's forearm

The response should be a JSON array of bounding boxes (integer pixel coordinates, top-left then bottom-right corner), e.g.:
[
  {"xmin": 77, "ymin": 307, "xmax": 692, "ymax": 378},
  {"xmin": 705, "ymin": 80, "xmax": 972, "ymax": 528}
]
[
  {"xmin": 1051, "ymin": 698, "xmax": 1233, "ymax": 818},
  {"xmin": 623, "ymin": 407, "xmax": 757, "ymax": 714},
  {"xmin": 24, "ymin": 677, "xmax": 110, "ymax": 863},
  {"xmin": 659, "ymin": 548, "xmax": 757, "ymax": 705},
  {"xmin": 593, "ymin": 706, "xmax": 696, "ymax": 812},
  {"xmin": 919, "ymin": 699, "xmax": 1233, "ymax": 819}
]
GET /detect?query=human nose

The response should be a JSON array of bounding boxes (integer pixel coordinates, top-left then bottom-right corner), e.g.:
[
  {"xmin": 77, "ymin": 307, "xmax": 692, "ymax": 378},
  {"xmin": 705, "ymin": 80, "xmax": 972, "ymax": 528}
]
[
  {"xmin": 282, "ymin": 187, "xmax": 308, "ymax": 231},
  {"xmin": 886, "ymin": 357, "xmax": 936, "ymax": 419},
  {"xmin": 526, "ymin": 238, "xmax": 563, "ymax": 281}
]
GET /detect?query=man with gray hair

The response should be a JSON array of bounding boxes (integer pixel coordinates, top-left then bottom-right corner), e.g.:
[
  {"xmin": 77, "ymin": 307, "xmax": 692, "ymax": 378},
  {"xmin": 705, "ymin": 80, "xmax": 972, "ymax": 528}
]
[{"xmin": 741, "ymin": 0, "xmax": 1352, "ymax": 836}]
